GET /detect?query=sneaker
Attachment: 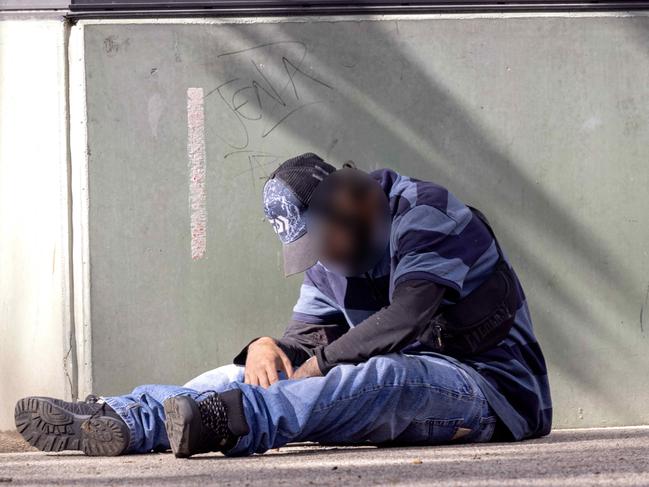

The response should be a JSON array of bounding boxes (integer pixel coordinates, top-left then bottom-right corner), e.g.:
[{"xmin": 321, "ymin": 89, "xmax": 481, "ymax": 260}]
[
  {"xmin": 14, "ymin": 395, "xmax": 129, "ymax": 456},
  {"xmin": 163, "ymin": 389, "xmax": 249, "ymax": 458}
]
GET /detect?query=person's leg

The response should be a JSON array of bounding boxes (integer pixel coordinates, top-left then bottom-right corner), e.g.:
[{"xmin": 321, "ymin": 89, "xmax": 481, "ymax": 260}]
[
  {"xmin": 226, "ymin": 353, "xmax": 496, "ymax": 456},
  {"xmin": 183, "ymin": 363, "xmax": 245, "ymax": 391},
  {"xmin": 103, "ymin": 364, "xmax": 245, "ymax": 453}
]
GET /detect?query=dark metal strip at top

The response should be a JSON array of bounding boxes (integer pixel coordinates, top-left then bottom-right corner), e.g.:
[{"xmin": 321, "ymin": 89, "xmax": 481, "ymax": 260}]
[
  {"xmin": 65, "ymin": 0, "xmax": 649, "ymax": 7},
  {"xmin": 67, "ymin": 2, "xmax": 649, "ymax": 19},
  {"xmin": 5, "ymin": 0, "xmax": 649, "ymax": 17}
]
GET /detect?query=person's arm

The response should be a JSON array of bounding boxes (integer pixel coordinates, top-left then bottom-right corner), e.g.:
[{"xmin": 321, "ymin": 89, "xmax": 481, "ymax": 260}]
[
  {"xmin": 232, "ymin": 319, "xmax": 349, "ymax": 386},
  {"xmin": 232, "ymin": 319, "xmax": 349, "ymax": 366},
  {"xmin": 313, "ymin": 279, "xmax": 445, "ymax": 374},
  {"xmin": 277, "ymin": 319, "xmax": 350, "ymax": 364}
]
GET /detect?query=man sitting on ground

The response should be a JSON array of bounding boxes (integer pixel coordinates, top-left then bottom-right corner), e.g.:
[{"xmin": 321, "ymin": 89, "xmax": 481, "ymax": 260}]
[{"xmin": 15, "ymin": 153, "xmax": 551, "ymax": 457}]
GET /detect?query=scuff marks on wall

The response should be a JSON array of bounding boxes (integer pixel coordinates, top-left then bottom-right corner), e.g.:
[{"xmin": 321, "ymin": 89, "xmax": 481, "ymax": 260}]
[
  {"xmin": 187, "ymin": 87, "xmax": 207, "ymax": 260},
  {"xmin": 640, "ymin": 283, "xmax": 649, "ymax": 333}
]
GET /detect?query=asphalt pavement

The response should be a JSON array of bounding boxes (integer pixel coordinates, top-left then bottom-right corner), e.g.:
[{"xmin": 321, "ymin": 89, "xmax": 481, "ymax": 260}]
[{"xmin": 0, "ymin": 426, "xmax": 648, "ymax": 486}]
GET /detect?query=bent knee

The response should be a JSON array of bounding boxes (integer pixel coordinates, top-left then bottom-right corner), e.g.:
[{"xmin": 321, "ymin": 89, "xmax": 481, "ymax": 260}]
[
  {"xmin": 357, "ymin": 354, "xmax": 413, "ymax": 382},
  {"xmin": 183, "ymin": 363, "xmax": 245, "ymax": 390}
]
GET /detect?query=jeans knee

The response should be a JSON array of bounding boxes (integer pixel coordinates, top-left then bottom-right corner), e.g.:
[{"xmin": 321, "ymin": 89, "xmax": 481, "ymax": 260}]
[
  {"xmin": 183, "ymin": 363, "xmax": 245, "ymax": 390},
  {"xmin": 217, "ymin": 363, "xmax": 246, "ymax": 379},
  {"xmin": 363, "ymin": 354, "xmax": 410, "ymax": 382},
  {"xmin": 131, "ymin": 384, "xmax": 156, "ymax": 396}
]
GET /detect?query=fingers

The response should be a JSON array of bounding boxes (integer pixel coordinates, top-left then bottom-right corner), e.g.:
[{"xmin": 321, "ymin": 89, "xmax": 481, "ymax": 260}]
[
  {"xmin": 258, "ymin": 368, "xmax": 272, "ymax": 388},
  {"xmin": 245, "ymin": 365, "xmax": 266, "ymax": 387},
  {"xmin": 245, "ymin": 365, "xmax": 287, "ymax": 388},
  {"xmin": 246, "ymin": 366, "xmax": 273, "ymax": 388},
  {"xmin": 245, "ymin": 339, "xmax": 299, "ymax": 387},
  {"xmin": 246, "ymin": 347, "xmax": 294, "ymax": 387},
  {"xmin": 266, "ymin": 366, "xmax": 279, "ymax": 386},
  {"xmin": 279, "ymin": 353, "xmax": 294, "ymax": 379},
  {"xmin": 245, "ymin": 370, "xmax": 259, "ymax": 387}
]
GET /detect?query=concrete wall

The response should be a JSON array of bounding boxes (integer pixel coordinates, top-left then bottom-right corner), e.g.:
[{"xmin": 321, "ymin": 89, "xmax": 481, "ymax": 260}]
[
  {"xmin": 76, "ymin": 13, "xmax": 649, "ymax": 429},
  {"xmin": 0, "ymin": 18, "xmax": 73, "ymax": 430},
  {"xmin": 1, "ymin": 11, "xmax": 648, "ymax": 431}
]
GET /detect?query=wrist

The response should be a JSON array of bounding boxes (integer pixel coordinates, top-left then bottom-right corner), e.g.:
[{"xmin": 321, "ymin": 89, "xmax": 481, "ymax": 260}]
[{"xmin": 314, "ymin": 347, "xmax": 332, "ymax": 375}]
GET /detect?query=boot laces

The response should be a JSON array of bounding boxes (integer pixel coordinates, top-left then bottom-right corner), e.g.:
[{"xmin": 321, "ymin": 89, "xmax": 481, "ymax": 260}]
[
  {"xmin": 196, "ymin": 392, "xmax": 231, "ymax": 447},
  {"xmin": 82, "ymin": 394, "xmax": 110, "ymax": 421}
]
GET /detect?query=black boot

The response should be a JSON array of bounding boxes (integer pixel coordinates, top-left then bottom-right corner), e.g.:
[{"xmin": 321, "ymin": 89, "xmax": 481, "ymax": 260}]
[
  {"xmin": 14, "ymin": 395, "xmax": 129, "ymax": 456},
  {"xmin": 163, "ymin": 389, "xmax": 249, "ymax": 458}
]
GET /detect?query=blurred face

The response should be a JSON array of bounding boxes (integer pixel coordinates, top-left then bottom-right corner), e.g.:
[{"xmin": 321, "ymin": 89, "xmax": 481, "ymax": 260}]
[{"xmin": 308, "ymin": 169, "xmax": 390, "ymax": 276}]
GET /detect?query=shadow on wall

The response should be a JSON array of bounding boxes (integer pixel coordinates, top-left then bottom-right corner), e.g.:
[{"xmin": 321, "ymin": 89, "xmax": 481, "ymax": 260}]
[{"xmin": 194, "ymin": 16, "xmax": 646, "ymax": 421}]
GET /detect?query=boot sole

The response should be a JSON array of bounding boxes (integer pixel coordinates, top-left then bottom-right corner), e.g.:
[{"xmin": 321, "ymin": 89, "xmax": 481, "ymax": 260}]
[
  {"xmin": 14, "ymin": 397, "xmax": 129, "ymax": 456},
  {"xmin": 163, "ymin": 396, "xmax": 202, "ymax": 458}
]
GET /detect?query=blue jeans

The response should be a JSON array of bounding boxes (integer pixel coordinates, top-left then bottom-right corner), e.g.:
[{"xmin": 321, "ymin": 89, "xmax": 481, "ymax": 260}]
[{"xmin": 103, "ymin": 353, "xmax": 497, "ymax": 455}]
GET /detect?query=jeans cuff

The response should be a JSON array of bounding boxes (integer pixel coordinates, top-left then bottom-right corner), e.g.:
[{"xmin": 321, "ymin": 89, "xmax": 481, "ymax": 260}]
[{"xmin": 471, "ymin": 415, "xmax": 498, "ymax": 443}]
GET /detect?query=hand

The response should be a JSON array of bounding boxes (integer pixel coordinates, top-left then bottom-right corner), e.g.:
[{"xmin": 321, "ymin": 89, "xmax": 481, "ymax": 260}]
[
  {"xmin": 292, "ymin": 356, "xmax": 323, "ymax": 380},
  {"xmin": 244, "ymin": 337, "xmax": 294, "ymax": 388}
]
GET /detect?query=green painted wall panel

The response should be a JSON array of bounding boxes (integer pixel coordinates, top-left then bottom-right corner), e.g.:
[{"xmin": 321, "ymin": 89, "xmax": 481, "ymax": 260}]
[{"xmin": 82, "ymin": 14, "xmax": 649, "ymax": 428}]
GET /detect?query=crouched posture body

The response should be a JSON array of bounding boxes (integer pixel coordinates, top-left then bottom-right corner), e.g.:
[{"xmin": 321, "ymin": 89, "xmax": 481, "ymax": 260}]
[{"xmin": 15, "ymin": 154, "xmax": 552, "ymax": 457}]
